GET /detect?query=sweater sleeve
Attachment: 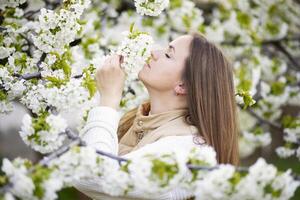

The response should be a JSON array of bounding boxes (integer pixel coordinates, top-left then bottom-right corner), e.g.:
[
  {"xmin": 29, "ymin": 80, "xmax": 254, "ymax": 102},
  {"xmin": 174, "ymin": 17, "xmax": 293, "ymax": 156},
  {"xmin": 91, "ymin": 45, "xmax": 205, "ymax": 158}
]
[{"xmin": 79, "ymin": 106, "xmax": 121, "ymax": 155}]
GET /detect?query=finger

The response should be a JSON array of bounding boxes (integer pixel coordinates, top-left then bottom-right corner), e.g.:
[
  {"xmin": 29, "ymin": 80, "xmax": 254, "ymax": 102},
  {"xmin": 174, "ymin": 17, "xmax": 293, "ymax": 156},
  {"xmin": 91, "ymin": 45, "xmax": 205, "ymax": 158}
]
[
  {"xmin": 103, "ymin": 57, "xmax": 112, "ymax": 66},
  {"xmin": 111, "ymin": 55, "xmax": 122, "ymax": 68},
  {"xmin": 115, "ymin": 55, "xmax": 125, "ymax": 68},
  {"xmin": 119, "ymin": 55, "xmax": 124, "ymax": 64}
]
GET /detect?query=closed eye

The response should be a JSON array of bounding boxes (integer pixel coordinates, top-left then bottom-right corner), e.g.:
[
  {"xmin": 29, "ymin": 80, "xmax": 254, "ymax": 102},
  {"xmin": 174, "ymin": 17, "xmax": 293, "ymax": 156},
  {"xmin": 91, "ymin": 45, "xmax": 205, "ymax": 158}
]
[{"xmin": 165, "ymin": 53, "xmax": 170, "ymax": 58}]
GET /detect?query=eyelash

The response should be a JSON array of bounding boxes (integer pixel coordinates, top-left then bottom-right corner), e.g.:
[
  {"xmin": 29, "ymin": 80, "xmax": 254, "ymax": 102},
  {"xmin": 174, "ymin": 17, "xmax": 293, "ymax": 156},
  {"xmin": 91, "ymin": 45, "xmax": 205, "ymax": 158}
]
[{"xmin": 165, "ymin": 53, "xmax": 170, "ymax": 58}]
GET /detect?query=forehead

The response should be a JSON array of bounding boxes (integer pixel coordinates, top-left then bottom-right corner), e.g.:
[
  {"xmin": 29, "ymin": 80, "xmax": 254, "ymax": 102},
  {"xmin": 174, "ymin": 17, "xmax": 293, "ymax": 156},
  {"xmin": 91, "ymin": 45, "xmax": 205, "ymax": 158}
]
[{"xmin": 170, "ymin": 35, "xmax": 192, "ymax": 60}]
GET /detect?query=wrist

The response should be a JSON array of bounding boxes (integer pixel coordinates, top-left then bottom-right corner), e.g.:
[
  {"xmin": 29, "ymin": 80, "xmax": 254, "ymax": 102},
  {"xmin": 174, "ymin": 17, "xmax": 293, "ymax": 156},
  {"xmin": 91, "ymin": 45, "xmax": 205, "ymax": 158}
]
[{"xmin": 99, "ymin": 96, "xmax": 121, "ymax": 110}]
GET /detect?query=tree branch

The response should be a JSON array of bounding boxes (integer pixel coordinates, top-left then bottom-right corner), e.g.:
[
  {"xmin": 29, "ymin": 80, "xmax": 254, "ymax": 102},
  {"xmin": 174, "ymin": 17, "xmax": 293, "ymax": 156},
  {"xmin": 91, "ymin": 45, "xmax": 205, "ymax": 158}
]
[
  {"xmin": 238, "ymin": 104, "xmax": 282, "ymax": 130},
  {"xmin": 272, "ymin": 42, "xmax": 300, "ymax": 71}
]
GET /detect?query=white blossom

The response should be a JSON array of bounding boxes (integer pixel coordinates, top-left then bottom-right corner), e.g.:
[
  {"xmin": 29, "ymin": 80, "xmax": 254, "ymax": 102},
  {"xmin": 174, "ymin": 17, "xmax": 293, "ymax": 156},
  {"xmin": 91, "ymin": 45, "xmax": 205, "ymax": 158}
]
[
  {"xmin": 168, "ymin": 0, "xmax": 204, "ymax": 32},
  {"xmin": 242, "ymin": 130, "xmax": 272, "ymax": 147},
  {"xmin": 0, "ymin": 46, "xmax": 15, "ymax": 59},
  {"xmin": 116, "ymin": 26, "xmax": 154, "ymax": 82},
  {"xmin": 32, "ymin": 8, "xmax": 82, "ymax": 55},
  {"xmin": 0, "ymin": 0, "xmax": 26, "ymax": 9},
  {"xmin": 98, "ymin": 158, "xmax": 132, "ymax": 196},
  {"xmin": 19, "ymin": 113, "xmax": 67, "ymax": 154},
  {"xmin": 41, "ymin": 174, "xmax": 64, "ymax": 200},
  {"xmin": 233, "ymin": 158, "xmax": 277, "ymax": 199},
  {"xmin": 195, "ymin": 164, "xmax": 235, "ymax": 200},
  {"xmin": 128, "ymin": 151, "xmax": 187, "ymax": 196},
  {"xmin": 21, "ymin": 78, "xmax": 90, "ymax": 114},
  {"xmin": 134, "ymin": 0, "xmax": 169, "ymax": 16},
  {"xmin": 49, "ymin": 146, "xmax": 101, "ymax": 185},
  {"xmin": 276, "ymin": 147, "xmax": 295, "ymax": 158},
  {"xmin": 271, "ymin": 169, "xmax": 300, "ymax": 200},
  {"xmin": 1, "ymin": 158, "xmax": 35, "ymax": 200},
  {"xmin": 283, "ymin": 127, "xmax": 300, "ymax": 143}
]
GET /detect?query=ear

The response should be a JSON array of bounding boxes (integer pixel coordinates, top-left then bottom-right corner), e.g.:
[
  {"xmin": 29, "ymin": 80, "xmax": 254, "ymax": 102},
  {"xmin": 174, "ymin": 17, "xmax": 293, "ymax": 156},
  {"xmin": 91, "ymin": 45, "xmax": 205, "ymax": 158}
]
[{"xmin": 174, "ymin": 82, "xmax": 187, "ymax": 95}]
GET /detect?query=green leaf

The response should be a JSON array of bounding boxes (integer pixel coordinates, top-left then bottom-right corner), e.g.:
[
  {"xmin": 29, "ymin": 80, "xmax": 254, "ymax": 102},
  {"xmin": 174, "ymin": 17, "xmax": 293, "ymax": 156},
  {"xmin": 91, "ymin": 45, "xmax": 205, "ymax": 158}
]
[
  {"xmin": 182, "ymin": 15, "xmax": 191, "ymax": 29},
  {"xmin": 0, "ymin": 90, "xmax": 7, "ymax": 101},
  {"xmin": 50, "ymin": 51, "xmax": 72, "ymax": 77},
  {"xmin": 142, "ymin": 18, "xmax": 154, "ymax": 27},
  {"xmin": 170, "ymin": 0, "xmax": 182, "ymax": 9},
  {"xmin": 236, "ymin": 11, "xmax": 251, "ymax": 28},
  {"xmin": 236, "ymin": 66, "xmax": 252, "ymax": 91},
  {"xmin": 32, "ymin": 112, "xmax": 50, "ymax": 133},
  {"xmin": 281, "ymin": 115, "xmax": 300, "ymax": 128},
  {"xmin": 252, "ymin": 126, "xmax": 264, "ymax": 135},
  {"xmin": 130, "ymin": 23, "xmax": 135, "ymax": 33},
  {"xmin": 82, "ymin": 66, "xmax": 97, "ymax": 98},
  {"xmin": 82, "ymin": 37, "xmax": 99, "ymax": 59},
  {"xmin": 45, "ymin": 76, "xmax": 68, "ymax": 88},
  {"xmin": 151, "ymin": 156, "xmax": 178, "ymax": 187},
  {"xmin": 93, "ymin": 20, "xmax": 101, "ymax": 30},
  {"xmin": 264, "ymin": 183, "xmax": 282, "ymax": 198},
  {"xmin": 266, "ymin": 22, "xmax": 280, "ymax": 35},
  {"xmin": 30, "ymin": 165, "xmax": 53, "ymax": 199},
  {"xmin": 228, "ymin": 172, "xmax": 241, "ymax": 186},
  {"xmin": 0, "ymin": 175, "xmax": 8, "ymax": 187},
  {"xmin": 236, "ymin": 90, "xmax": 256, "ymax": 109},
  {"xmin": 270, "ymin": 81, "xmax": 285, "ymax": 95},
  {"xmin": 120, "ymin": 161, "xmax": 131, "ymax": 173},
  {"xmin": 14, "ymin": 53, "xmax": 27, "ymax": 73}
]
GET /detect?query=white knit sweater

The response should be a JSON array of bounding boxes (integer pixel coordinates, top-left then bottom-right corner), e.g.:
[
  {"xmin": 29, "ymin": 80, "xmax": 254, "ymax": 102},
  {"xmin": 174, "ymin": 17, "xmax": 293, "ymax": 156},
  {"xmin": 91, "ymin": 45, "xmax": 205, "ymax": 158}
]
[{"xmin": 73, "ymin": 106, "xmax": 203, "ymax": 200}]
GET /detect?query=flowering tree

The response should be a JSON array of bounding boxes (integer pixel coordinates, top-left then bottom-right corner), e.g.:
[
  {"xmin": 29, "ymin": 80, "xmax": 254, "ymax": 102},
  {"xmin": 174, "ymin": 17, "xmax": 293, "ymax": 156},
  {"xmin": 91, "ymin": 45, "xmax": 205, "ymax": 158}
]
[{"xmin": 0, "ymin": 0, "xmax": 300, "ymax": 199}]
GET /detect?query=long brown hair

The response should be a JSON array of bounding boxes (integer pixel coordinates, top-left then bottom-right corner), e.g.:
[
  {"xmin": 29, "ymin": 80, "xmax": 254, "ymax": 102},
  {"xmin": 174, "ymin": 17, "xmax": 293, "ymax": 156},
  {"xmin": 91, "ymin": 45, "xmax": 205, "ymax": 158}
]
[{"xmin": 118, "ymin": 33, "xmax": 239, "ymax": 166}]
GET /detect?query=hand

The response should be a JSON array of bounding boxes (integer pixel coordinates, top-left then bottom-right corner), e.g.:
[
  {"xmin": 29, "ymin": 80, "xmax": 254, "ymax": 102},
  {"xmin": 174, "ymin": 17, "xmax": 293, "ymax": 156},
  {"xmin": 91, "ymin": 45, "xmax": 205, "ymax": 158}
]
[{"xmin": 96, "ymin": 54, "xmax": 126, "ymax": 110}]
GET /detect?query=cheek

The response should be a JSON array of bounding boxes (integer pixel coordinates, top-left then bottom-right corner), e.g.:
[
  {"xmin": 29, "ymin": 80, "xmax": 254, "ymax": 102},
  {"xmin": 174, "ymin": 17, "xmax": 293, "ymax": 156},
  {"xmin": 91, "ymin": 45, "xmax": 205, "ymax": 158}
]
[{"xmin": 143, "ymin": 63, "xmax": 182, "ymax": 90}]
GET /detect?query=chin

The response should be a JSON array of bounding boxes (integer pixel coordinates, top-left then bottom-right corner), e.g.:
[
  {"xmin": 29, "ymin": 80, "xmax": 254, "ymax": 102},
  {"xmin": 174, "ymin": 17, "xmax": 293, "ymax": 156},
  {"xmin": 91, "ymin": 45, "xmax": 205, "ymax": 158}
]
[
  {"xmin": 138, "ymin": 72, "xmax": 148, "ymax": 86},
  {"xmin": 138, "ymin": 71, "xmax": 144, "ymax": 81}
]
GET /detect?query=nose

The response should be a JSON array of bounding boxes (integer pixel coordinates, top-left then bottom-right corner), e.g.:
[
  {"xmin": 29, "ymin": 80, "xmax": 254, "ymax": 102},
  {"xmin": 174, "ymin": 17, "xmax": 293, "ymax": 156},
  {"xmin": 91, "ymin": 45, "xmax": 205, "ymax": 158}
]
[{"xmin": 150, "ymin": 50, "xmax": 158, "ymax": 61}]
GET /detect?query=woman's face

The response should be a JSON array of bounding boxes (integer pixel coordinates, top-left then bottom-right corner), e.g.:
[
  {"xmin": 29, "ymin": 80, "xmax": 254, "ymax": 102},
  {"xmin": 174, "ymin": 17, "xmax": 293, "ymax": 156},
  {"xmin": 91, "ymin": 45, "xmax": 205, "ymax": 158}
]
[{"xmin": 138, "ymin": 35, "xmax": 192, "ymax": 92}]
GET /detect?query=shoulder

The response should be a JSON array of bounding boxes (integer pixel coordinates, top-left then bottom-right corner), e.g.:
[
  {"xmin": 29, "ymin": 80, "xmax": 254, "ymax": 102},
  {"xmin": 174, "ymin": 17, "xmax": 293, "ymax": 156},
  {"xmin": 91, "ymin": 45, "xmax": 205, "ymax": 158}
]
[{"xmin": 122, "ymin": 135, "xmax": 205, "ymax": 159}]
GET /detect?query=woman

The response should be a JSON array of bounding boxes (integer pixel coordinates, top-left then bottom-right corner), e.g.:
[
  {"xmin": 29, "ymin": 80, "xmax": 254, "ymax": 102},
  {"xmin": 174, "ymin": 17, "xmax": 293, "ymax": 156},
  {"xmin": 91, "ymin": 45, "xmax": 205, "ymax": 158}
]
[{"xmin": 74, "ymin": 33, "xmax": 239, "ymax": 199}]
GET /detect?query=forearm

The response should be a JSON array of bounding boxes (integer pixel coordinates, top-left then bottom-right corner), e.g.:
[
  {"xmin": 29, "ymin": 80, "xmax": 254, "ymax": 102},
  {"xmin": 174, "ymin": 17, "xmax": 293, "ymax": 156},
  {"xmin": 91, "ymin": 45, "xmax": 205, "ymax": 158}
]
[{"xmin": 80, "ymin": 106, "xmax": 121, "ymax": 154}]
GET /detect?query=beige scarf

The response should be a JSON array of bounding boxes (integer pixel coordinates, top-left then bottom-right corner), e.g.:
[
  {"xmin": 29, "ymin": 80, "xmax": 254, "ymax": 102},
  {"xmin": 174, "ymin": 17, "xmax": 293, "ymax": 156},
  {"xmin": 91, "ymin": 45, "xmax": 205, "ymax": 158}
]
[{"xmin": 118, "ymin": 101, "xmax": 199, "ymax": 156}]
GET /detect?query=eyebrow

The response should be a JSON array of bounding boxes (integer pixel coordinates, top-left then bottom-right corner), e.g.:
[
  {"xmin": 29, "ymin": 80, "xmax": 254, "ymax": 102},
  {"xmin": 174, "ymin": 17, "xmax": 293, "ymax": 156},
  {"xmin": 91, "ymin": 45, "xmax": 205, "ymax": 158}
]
[{"xmin": 169, "ymin": 44, "xmax": 175, "ymax": 53}]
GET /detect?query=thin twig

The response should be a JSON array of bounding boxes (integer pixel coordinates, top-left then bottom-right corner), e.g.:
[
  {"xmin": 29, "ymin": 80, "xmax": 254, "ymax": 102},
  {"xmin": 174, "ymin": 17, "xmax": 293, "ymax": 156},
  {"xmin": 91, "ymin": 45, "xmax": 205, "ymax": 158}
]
[
  {"xmin": 1, "ymin": 127, "xmax": 300, "ymax": 195},
  {"xmin": 273, "ymin": 42, "xmax": 300, "ymax": 70},
  {"xmin": 23, "ymin": 10, "xmax": 41, "ymax": 19},
  {"xmin": 0, "ymin": 26, "xmax": 7, "ymax": 32},
  {"xmin": 238, "ymin": 104, "xmax": 282, "ymax": 130},
  {"xmin": 37, "ymin": 138, "xmax": 82, "ymax": 168}
]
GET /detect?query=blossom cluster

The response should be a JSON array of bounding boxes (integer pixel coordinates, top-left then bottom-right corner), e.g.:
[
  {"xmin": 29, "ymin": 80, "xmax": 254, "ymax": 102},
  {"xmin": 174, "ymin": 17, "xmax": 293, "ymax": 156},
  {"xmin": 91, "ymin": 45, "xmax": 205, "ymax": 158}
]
[
  {"xmin": 167, "ymin": 0, "xmax": 204, "ymax": 32},
  {"xmin": 20, "ymin": 78, "xmax": 90, "ymax": 114},
  {"xmin": 0, "ymin": 0, "xmax": 26, "ymax": 10},
  {"xmin": 242, "ymin": 129, "xmax": 272, "ymax": 148},
  {"xmin": 31, "ymin": 0, "xmax": 91, "ymax": 55},
  {"xmin": 1, "ymin": 145, "xmax": 299, "ymax": 200},
  {"xmin": 19, "ymin": 112, "xmax": 67, "ymax": 154},
  {"xmin": 48, "ymin": 146, "xmax": 102, "ymax": 185},
  {"xmin": 1, "ymin": 158, "xmax": 35, "ymax": 199},
  {"xmin": 276, "ymin": 116, "xmax": 300, "ymax": 160},
  {"xmin": 134, "ymin": 0, "xmax": 169, "ymax": 16},
  {"xmin": 116, "ymin": 24, "xmax": 154, "ymax": 82}
]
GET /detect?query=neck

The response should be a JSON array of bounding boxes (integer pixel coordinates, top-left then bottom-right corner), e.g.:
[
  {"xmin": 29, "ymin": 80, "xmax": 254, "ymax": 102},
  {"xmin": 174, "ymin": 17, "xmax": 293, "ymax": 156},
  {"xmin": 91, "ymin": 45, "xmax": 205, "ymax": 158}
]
[{"xmin": 147, "ymin": 89, "xmax": 187, "ymax": 115}]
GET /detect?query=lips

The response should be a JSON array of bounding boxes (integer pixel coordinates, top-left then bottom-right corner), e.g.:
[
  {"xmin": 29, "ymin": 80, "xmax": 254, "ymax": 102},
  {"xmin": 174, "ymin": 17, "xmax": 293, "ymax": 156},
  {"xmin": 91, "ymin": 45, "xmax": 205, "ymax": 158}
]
[{"xmin": 144, "ymin": 63, "xmax": 151, "ymax": 69}]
